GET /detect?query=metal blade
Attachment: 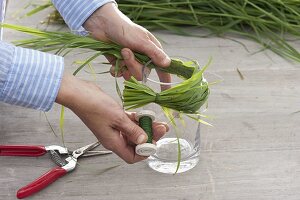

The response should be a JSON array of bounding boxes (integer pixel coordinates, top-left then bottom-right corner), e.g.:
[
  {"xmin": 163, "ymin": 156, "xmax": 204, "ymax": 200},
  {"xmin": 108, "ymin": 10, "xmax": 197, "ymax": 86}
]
[
  {"xmin": 80, "ymin": 150, "xmax": 112, "ymax": 157},
  {"xmin": 49, "ymin": 150, "xmax": 67, "ymax": 167},
  {"xmin": 72, "ymin": 141, "xmax": 100, "ymax": 159}
]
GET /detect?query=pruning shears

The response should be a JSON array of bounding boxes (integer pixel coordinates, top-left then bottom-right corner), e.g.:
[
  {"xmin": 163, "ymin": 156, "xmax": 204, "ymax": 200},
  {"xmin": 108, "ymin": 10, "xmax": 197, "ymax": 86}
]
[{"xmin": 0, "ymin": 142, "xmax": 112, "ymax": 199}]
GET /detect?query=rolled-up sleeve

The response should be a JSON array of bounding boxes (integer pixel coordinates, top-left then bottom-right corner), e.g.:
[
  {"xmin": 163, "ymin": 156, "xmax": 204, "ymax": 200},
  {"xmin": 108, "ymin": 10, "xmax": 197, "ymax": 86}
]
[
  {"xmin": 0, "ymin": 42, "xmax": 64, "ymax": 111},
  {"xmin": 52, "ymin": 0, "xmax": 116, "ymax": 35}
]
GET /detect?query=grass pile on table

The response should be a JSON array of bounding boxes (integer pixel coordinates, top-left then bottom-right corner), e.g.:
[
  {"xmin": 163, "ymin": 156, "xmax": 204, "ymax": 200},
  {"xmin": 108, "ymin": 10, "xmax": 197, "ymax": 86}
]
[
  {"xmin": 24, "ymin": 0, "xmax": 300, "ymax": 63},
  {"xmin": 119, "ymin": 0, "xmax": 300, "ymax": 62},
  {"xmin": 23, "ymin": 1, "xmax": 64, "ymax": 24}
]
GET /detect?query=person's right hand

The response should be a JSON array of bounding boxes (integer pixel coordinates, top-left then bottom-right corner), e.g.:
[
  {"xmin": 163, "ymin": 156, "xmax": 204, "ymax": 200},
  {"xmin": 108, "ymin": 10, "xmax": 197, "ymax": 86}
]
[{"xmin": 55, "ymin": 73, "xmax": 169, "ymax": 163}]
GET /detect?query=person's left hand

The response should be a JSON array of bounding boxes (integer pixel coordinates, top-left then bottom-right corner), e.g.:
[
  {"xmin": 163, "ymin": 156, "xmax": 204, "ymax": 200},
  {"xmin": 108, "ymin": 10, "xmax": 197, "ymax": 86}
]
[{"xmin": 83, "ymin": 2, "xmax": 171, "ymax": 90}]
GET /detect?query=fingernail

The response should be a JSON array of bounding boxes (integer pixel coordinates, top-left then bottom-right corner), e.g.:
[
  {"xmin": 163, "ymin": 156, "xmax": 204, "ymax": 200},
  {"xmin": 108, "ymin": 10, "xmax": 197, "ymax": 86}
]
[
  {"xmin": 122, "ymin": 50, "xmax": 130, "ymax": 60},
  {"xmin": 137, "ymin": 134, "xmax": 147, "ymax": 144},
  {"xmin": 161, "ymin": 122, "xmax": 169, "ymax": 132},
  {"xmin": 157, "ymin": 125, "xmax": 166, "ymax": 134}
]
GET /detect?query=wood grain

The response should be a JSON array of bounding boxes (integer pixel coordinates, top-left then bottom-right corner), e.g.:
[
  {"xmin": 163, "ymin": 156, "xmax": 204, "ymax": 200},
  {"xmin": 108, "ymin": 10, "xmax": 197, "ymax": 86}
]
[{"xmin": 1, "ymin": 0, "xmax": 300, "ymax": 199}]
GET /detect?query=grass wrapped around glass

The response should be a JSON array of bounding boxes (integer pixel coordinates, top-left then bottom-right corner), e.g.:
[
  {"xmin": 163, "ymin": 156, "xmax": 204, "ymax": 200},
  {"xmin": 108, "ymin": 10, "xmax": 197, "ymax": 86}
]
[
  {"xmin": 123, "ymin": 63, "xmax": 209, "ymax": 114},
  {"xmin": 2, "ymin": 23, "xmax": 211, "ymax": 173}
]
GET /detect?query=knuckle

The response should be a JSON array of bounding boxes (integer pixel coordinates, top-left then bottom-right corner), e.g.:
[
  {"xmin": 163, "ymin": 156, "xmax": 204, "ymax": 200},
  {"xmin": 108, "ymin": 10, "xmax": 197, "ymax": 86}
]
[
  {"xmin": 144, "ymin": 45, "xmax": 162, "ymax": 62},
  {"xmin": 139, "ymin": 25, "xmax": 148, "ymax": 33},
  {"xmin": 153, "ymin": 49, "xmax": 164, "ymax": 60},
  {"xmin": 128, "ymin": 125, "xmax": 140, "ymax": 138},
  {"xmin": 113, "ymin": 113, "xmax": 128, "ymax": 128}
]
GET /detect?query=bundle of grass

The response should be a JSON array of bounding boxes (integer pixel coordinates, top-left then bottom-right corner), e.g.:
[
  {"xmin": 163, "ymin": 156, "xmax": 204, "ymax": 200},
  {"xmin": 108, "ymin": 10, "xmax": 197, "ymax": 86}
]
[
  {"xmin": 123, "ymin": 62, "xmax": 212, "ymax": 128},
  {"xmin": 24, "ymin": 0, "xmax": 300, "ymax": 63},
  {"xmin": 1, "ymin": 24, "xmax": 196, "ymax": 79},
  {"xmin": 123, "ymin": 64, "xmax": 209, "ymax": 114},
  {"xmin": 1, "ymin": 23, "xmax": 210, "ymax": 118}
]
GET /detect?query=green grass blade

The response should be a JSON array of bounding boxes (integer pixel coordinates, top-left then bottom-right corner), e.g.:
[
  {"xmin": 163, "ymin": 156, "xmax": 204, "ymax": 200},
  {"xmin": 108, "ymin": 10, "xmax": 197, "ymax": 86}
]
[{"xmin": 59, "ymin": 106, "xmax": 65, "ymax": 147}]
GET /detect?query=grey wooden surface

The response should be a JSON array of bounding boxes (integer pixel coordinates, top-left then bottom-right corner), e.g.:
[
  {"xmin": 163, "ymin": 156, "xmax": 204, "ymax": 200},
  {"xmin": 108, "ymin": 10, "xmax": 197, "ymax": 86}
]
[{"xmin": 1, "ymin": 1, "xmax": 300, "ymax": 200}]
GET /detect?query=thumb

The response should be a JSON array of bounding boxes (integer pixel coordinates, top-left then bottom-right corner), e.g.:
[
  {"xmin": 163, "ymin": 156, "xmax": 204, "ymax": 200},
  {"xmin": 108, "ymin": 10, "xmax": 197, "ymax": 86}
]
[{"xmin": 117, "ymin": 116, "xmax": 148, "ymax": 145}]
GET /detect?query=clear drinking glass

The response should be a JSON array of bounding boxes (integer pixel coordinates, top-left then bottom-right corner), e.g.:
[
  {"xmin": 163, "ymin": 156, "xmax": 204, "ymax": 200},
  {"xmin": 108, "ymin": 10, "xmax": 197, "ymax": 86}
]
[
  {"xmin": 147, "ymin": 110, "xmax": 201, "ymax": 174},
  {"xmin": 139, "ymin": 63, "xmax": 203, "ymax": 174}
]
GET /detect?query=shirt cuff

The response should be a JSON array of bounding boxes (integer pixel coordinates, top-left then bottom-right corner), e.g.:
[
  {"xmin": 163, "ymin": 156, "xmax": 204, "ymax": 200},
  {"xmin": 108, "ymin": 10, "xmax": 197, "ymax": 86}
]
[
  {"xmin": 52, "ymin": 0, "xmax": 116, "ymax": 35},
  {"xmin": 0, "ymin": 42, "xmax": 64, "ymax": 111}
]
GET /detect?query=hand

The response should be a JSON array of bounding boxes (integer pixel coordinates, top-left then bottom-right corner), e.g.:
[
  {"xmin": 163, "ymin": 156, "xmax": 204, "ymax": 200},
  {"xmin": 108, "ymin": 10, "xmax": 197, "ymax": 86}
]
[
  {"xmin": 83, "ymin": 2, "xmax": 171, "ymax": 87},
  {"xmin": 55, "ymin": 73, "xmax": 169, "ymax": 163}
]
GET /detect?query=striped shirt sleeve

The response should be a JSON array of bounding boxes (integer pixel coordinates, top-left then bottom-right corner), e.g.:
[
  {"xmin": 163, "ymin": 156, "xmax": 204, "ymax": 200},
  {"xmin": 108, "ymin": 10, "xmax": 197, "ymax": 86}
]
[
  {"xmin": 52, "ymin": 0, "xmax": 116, "ymax": 35},
  {"xmin": 0, "ymin": 41, "xmax": 64, "ymax": 111}
]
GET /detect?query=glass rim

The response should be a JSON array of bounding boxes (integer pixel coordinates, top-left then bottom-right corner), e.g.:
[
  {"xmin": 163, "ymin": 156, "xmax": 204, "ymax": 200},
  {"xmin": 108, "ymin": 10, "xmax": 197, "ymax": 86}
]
[{"xmin": 143, "ymin": 60, "xmax": 183, "ymax": 86}]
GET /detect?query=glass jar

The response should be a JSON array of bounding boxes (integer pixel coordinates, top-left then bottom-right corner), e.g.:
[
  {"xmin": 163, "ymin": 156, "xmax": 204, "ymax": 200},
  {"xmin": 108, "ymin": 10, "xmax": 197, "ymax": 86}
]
[{"xmin": 137, "ymin": 63, "xmax": 203, "ymax": 174}]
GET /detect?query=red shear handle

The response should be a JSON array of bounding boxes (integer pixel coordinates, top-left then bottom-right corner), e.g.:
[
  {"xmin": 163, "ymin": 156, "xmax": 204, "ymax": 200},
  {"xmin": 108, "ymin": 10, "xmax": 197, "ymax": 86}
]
[
  {"xmin": 17, "ymin": 167, "xmax": 67, "ymax": 199},
  {"xmin": 0, "ymin": 145, "xmax": 46, "ymax": 156}
]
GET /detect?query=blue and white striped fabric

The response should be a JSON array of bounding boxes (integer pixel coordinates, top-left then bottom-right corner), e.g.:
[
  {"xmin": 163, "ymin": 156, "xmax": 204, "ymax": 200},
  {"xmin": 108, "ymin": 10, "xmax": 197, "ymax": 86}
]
[
  {"xmin": 0, "ymin": 42, "xmax": 12, "ymax": 93},
  {"xmin": 0, "ymin": 0, "xmax": 115, "ymax": 111},
  {"xmin": 52, "ymin": 0, "xmax": 116, "ymax": 35},
  {"xmin": 0, "ymin": 42, "xmax": 64, "ymax": 111}
]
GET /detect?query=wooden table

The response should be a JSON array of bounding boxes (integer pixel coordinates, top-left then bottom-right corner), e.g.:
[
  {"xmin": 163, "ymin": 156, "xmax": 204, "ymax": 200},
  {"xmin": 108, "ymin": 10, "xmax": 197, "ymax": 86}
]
[{"xmin": 1, "ymin": 1, "xmax": 300, "ymax": 199}]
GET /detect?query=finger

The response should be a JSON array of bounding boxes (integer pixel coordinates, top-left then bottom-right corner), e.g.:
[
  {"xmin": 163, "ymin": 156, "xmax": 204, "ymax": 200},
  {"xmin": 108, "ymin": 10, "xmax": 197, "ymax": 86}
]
[
  {"xmin": 115, "ymin": 113, "xmax": 148, "ymax": 145},
  {"xmin": 153, "ymin": 121, "xmax": 169, "ymax": 132},
  {"xmin": 152, "ymin": 124, "xmax": 167, "ymax": 141},
  {"xmin": 138, "ymin": 39, "xmax": 171, "ymax": 68},
  {"xmin": 156, "ymin": 69, "xmax": 172, "ymax": 91},
  {"xmin": 125, "ymin": 111, "xmax": 136, "ymax": 121},
  {"xmin": 122, "ymin": 48, "xmax": 171, "ymax": 89},
  {"xmin": 147, "ymin": 32, "xmax": 172, "ymax": 89},
  {"xmin": 110, "ymin": 66, "xmax": 123, "ymax": 77},
  {"xmin": 109, "ymin": 60, "xmax": 126, "ymax": 77},
  {"xmin": 125, "ymin": 112, "xmax": 169, "ymax": 141},
  {"xmin": 144, "ymin": 33, "xmax": 172, "ymax": 89},
  {"xmin": 106, "ymin": 129, "xmax": 147, "ymax": 164},
  {"xmin": 122, "ymin": 68, "xmax": 131, "ymax": 80},
  {"xmin": 121, "ymin": 48, "xmax": 144, "ymax": 81},
  {"xmin": 147, "ymin": 31, "xmax": 163, "ymax": 49},
  {"xmin": 126, "ymin": 112, "xmax": 169, "ymax": 131},
  {"xmin": 105, "ymin": 54, "xmax": 116, "ymax": 65},
  {"xmin": 123, "ymin": 122, "xmax": 167, "ymax": 146}
]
